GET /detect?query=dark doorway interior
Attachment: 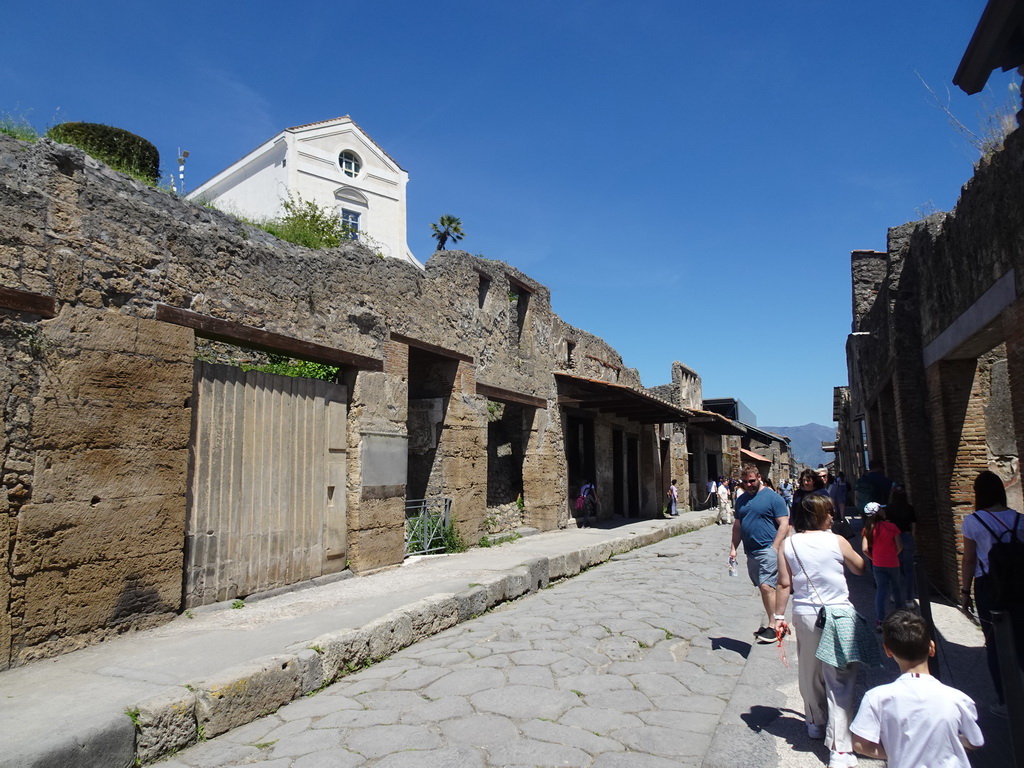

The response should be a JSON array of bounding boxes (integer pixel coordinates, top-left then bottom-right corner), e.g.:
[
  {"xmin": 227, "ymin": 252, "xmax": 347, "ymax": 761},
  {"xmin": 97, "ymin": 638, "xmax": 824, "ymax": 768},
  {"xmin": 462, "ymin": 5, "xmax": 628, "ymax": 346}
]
[
  {"xmin": 627, "ymin": 436, "xmax": 640, "ymax": 517},
  {"xmin": 565, "ymin": 414, "xmax": 595, "ymax": 497},
  {"xmin": 406, "ymin": 347, "xmax": 458, "ymax": 499},
  {"xmin": 612, "ymin": 429, "xmax": 624, "ymax": 514},
  {"xmin": 486, "ymin": 401, "xmax": 527, "ymax": 506},
  {"xmin": 706, "ymin": 454, "xmax": 719, "ymax": 485}
]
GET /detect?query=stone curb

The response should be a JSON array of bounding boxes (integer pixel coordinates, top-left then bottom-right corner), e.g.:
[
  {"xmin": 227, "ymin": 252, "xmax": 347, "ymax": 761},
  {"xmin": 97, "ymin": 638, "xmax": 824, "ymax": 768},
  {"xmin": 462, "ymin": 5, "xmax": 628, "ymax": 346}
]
[{"xmin": 130, "ymin": 513, "xmax": 717, "ymax": 765}]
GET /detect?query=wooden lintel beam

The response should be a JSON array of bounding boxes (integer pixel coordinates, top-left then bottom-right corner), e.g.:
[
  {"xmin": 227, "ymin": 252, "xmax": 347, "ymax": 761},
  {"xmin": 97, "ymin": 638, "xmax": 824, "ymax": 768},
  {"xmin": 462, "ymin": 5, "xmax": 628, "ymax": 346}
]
[
  {"xmin": 155, "ymin": 304, "xmax": 383, "ymax": 371},
  {"xmin": 476, "ymin": 382, "xmax": 547, "ymax": 409},
  {"xmin": 0, "ymin": 286, "xmax": 57, "ymax": 318},
  {"xmin": 390, "ymin": 332, "xmax": 474, "ymax": 363}
]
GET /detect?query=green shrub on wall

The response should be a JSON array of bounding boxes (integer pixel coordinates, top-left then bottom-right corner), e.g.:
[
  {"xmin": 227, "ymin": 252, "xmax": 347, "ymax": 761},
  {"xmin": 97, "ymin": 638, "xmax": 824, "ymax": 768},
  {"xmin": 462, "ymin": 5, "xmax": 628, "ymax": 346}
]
[{"xmin": 47, "ymin": 122, "xmax": 160, "ymax": 184}]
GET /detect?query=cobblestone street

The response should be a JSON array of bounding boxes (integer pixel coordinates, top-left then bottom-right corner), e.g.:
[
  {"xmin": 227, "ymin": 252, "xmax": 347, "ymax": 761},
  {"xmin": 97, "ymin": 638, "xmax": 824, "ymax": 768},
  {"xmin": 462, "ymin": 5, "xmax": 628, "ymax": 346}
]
[
  {"xmin": 162, "ymin": 524, "xmax": 761, "ymax": 767},
  {"xmin": 156, "ymin": 521, "xmax": 1011, "ymax": 768}
]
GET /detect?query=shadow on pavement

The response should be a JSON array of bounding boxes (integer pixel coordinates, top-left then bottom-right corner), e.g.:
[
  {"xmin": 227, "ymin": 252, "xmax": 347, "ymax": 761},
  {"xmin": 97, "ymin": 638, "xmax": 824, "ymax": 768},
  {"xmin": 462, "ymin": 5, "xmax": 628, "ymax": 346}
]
[
  {"xmin": 710, "ymin": 636, "xmax": 752, "ymax": 659},
  {"xmin": 741, "ymin": 704, "xmax": 831, "ymax": 764}
]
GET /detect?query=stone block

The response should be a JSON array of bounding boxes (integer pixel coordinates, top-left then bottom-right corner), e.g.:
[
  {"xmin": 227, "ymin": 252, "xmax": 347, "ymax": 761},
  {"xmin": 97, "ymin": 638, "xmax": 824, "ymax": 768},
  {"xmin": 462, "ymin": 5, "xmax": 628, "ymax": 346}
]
[
  {"xmin": 45, "ymin": 350, "xmax": 193, "ymax": 407},
  {"xmin": 480, "ymin": 574, "xmax": 510, "ymax": 607},
  {"xmin": 305, "ymin": 627, "xmax": 369, "ymax": 683},
  {"xmin": 348, "ymin": 524, "xmax": 404, "ymax": 574},
  {"xmin": 580, "ymin": 542, "xmax": 612, "ymax": 569},
  {"xmin": 31, "ymin": 446, "xmax": 188, "ymax": 503},
  {"xmin": 134, "ymin": 687, "xmax": 197, "ymax": 764},
  {"xmin": 548, "ymin": 551, "xmax": 581, "ymax": 580},
  {"xmin": 45, "ymin": 306, "xmax": 193, "ymax": 361},
  {"xmin": 296, "ymin": 648, "xmax": 325, "ymax": 695},
  {"xmin": 455, "ymin": 585, "xmax": 488, "ymax": 621},
  {"xmin": 503, "ymin": 567, "xmax": 530, "ymax": 600},
  {"xmin": 521, "ymin": 557, "xmax": 550, "ymax": 593},
  {"xmin": 193, "ymin": 654, "xmax": 302, "ymax": 738},
  {"xmin": 32, "ymin": 398, "xmax": 191, "ymax": 450},
  {"xmin": 349, "ymin": 496, "xmax": 403, "ymax": 530},
  {"xmin": 13, "ymin": 497, "xmax": 185, "ymax": 573},
  {"xmin": 365, "ymin": 612, "xmax": 414, "ymax": 661},
  {"xmin": 635, "ymin": 531, "xmax": 657, "ymax": 548},
  {"xmin": 609, "ymin": 537, "xmax": 633, "ymax": 556},
  {"xmin": 405, "ymin": 594, "xmax": 460, "ymax": 641},
  {"xmin": 15, "ymin": 551, "xmax": 181, "ymax": 648}
]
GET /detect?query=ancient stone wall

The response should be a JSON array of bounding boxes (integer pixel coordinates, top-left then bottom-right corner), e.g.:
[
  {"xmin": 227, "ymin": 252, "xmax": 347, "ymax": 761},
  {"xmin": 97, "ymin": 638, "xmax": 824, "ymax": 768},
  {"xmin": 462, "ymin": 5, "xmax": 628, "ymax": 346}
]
[
  {"xmin": 0, "ymin": 134, "xmax": 653, "ymax": 665},
  {"xmin": 841, "ymin": 118, "xmax": 1024, "ymax": 597}
]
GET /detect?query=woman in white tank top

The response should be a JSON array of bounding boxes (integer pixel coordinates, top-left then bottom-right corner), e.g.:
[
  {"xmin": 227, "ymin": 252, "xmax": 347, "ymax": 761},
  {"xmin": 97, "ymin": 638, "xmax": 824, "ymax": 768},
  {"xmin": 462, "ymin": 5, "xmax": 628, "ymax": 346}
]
[{"xmin": 774, "ymin": 494, "xmax": 865, "ymax": 768}]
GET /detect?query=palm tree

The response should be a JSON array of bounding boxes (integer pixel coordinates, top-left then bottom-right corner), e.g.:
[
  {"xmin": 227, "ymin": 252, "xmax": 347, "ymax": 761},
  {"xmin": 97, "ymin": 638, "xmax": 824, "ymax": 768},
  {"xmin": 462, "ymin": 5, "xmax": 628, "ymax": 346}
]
[{"xmin": 430, "ymin": 215, "xmax": 465, "ymax": 250}]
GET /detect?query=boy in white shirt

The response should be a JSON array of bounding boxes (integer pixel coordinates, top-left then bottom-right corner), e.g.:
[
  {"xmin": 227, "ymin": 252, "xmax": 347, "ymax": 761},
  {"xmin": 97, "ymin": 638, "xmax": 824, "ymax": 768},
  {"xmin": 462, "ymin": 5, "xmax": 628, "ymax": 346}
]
[{"xmin": 851, "ymin": 610, "xmax": 983, "ymax": 767}]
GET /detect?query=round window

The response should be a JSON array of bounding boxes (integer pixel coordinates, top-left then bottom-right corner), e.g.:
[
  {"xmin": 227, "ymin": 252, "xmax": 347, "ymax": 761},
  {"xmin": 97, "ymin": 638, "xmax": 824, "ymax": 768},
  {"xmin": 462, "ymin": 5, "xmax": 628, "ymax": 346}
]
[{"xmin": 339, "ymin": 150, "xmax": 361, "ymax": 178}]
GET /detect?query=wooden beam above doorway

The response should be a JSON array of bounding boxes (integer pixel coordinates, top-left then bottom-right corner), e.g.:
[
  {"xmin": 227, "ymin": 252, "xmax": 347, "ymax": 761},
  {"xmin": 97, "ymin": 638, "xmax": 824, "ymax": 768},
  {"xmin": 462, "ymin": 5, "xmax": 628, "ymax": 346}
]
[{"xmin": 155, "ymin": 304, "xmax": 383, "ymax": 371}]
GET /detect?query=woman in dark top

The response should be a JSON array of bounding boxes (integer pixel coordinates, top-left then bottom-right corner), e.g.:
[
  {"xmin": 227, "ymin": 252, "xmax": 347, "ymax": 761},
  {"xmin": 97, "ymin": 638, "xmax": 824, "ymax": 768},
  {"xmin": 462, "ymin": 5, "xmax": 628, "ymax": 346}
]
[{"xmin": 793, "ymin": 468, "xmax": 828, "ymax": 513}]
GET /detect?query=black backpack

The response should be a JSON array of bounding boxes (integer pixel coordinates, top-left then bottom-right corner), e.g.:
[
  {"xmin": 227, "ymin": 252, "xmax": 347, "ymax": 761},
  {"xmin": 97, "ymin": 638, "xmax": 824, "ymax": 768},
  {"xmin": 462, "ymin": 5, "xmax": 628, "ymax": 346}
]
[{"xmin": 975, "ymin": 512, "xmax": 1024, "ymax": 608}]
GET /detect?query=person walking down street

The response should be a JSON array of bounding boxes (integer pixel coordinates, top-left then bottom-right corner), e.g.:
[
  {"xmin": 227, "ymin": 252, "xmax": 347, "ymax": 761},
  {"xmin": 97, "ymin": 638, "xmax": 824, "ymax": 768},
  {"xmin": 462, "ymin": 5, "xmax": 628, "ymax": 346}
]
[
  {"xmin": 774, "ymin": 494, "xmax": 871, "ymax": 768},
  {"xmin": 862, "ymin": 502, "xmax": 903, "ymax": 629},
  {"xmin": 666, "ymin": 479, "xmax": 679, "ymax": 517},
  {"xmin": 886, "ymin": 482, "xmax": 917, "ymax": 607},
  {"xmin": 707, "ymin": 477, "xmax": 719, "ymax": 509},
  {"xmin": 830, "ymin": 472, "xmax": 849, "ymax": 522},
  {"xmin": 960, "ymin": 470, "xmax": 1024, "ymax": 718},
  {"xmin": 730, "ymin": 464, "xmax": 790, "ymax": 644},
  {"xmin": 855, "ymin": 459, "xmax": 892, "ymax": 518},
  {"xmin": 779, "ymin": 478, "xmax": 794, "ymax": 510},
  {"xmin": 851, "ymin": 610, "xmax": 983, "ymax": 767},
  {"xmin": 717, "ymin": 478, "xmax": 733, "ymax": 524},
  {"xmin": 793, "ymin": 468, "xmax": 829, "ymax": 513},
  {"xmin": 578, "ymin": 479, "xmax": 600, "ymax": 528}
]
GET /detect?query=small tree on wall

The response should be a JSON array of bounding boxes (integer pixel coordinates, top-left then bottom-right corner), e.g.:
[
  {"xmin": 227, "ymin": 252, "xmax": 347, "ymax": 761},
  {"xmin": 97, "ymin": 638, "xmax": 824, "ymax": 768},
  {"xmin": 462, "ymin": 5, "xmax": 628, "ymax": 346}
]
[{"xmin": 430, "ymin": 214, "xmax": 465, "ymax": 250}]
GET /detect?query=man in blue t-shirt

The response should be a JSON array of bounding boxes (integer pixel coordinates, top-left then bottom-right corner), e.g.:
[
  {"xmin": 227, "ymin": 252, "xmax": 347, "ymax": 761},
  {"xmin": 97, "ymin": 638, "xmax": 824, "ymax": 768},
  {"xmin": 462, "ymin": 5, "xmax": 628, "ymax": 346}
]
[{"xmin": 730, "ymin": 464, "xmax": 790, "ymax": 643}]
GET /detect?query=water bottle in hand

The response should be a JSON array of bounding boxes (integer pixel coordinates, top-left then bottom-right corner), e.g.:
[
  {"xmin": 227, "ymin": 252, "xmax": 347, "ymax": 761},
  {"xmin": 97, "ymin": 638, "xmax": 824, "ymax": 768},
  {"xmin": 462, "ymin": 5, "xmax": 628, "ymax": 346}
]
[{"xmin": 728, "ymin": 556, "xmax": 737, "ymax": 576}]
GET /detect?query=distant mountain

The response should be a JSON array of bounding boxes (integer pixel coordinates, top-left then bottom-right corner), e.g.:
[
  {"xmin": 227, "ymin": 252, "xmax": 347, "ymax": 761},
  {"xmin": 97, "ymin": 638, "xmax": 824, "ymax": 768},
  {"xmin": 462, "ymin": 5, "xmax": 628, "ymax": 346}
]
[{"xmin": 761, "ymin": 423, "xmax": 836, "ymax": 468}]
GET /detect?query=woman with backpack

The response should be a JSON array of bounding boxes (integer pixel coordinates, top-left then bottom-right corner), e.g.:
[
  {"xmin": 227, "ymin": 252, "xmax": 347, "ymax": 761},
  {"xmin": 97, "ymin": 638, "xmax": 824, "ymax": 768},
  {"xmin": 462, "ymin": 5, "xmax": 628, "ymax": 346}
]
[{"xmin": 960, "ymin": 470, "xmax": 1024, "ymax": 718}]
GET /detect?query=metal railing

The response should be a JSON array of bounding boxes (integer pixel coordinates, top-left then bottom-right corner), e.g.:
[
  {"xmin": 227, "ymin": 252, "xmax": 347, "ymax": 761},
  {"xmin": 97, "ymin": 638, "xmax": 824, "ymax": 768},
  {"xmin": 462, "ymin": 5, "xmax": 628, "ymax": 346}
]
[{"xmin": 405, "ymin": 497, "xmax": 452, "ymax": 556}]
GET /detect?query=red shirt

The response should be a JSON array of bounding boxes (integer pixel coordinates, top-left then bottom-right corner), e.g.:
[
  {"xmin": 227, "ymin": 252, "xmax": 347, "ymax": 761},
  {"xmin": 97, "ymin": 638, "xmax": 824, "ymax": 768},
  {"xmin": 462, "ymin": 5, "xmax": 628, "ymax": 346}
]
[{"xmin": 868, "ymin": 519, "xmax": 901, "ymax": 568}]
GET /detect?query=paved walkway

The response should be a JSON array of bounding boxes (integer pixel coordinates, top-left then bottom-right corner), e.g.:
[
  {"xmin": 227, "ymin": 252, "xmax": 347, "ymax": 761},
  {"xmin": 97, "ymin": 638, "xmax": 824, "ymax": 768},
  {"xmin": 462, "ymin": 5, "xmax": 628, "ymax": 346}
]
[{"xmin": 1, "ymin": 514, "xmax": 1013, "ymax": 767}]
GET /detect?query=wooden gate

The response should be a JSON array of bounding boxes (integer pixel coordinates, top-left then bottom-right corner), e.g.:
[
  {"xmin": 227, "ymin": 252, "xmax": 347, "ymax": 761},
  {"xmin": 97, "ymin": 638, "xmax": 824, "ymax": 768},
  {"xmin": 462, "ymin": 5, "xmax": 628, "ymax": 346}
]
[{"xmin": 185, "ymin": 362, "xmax": 347, "ymax": 607}]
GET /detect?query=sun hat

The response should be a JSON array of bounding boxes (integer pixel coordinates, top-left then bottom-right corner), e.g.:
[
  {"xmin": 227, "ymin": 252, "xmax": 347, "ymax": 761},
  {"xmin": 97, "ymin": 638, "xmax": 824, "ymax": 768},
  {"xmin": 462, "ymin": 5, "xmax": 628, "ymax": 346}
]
[{"xmin": 864, "ymin": 502, "xmax": 884, "ymax": 516}]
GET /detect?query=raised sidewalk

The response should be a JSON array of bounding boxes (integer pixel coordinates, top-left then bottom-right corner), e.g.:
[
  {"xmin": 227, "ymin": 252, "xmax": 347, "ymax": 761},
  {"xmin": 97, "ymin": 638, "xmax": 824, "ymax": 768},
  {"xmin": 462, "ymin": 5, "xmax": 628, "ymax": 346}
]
[{"xmin": 0, "ymin": 512, "xmax": 717, "ymax": 768}]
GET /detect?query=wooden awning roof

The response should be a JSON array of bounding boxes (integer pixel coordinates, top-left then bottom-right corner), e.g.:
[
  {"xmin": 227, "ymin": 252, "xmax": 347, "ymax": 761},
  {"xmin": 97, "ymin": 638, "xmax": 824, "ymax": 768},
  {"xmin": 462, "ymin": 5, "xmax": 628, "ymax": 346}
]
[
  {"xmin": 686, "ymin": 408, "xmax": 747, "ymax": 436},
  {"xmin": 954, "ymin": 0, "xmax": 1024, "ymax": 94},
  {"xmin": 554, "ymin": 372, "xmax": 690, "ymax": 424},
  {"xmin": 741, "ymin": 448, "xmax": 772, "ymax": 463}
]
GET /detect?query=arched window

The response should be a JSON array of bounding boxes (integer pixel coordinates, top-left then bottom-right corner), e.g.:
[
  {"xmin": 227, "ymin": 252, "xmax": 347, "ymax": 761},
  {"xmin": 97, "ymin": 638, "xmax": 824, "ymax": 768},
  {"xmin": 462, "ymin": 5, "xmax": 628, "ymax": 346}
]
[{"xmin": 338, "ymin": 150, "xmax": 361, "ymax": 178}]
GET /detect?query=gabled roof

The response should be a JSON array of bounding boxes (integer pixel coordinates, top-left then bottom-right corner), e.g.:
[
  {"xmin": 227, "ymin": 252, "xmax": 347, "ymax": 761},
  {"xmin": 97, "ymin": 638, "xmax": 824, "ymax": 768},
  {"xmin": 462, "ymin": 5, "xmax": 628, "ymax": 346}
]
[
  {"xmin": 189, "ymin": 115, "xmax": 405, "ymax": 198},
  {"xmin": 286, "ymin": 116, "xmax": 405, "ymax": 172}
]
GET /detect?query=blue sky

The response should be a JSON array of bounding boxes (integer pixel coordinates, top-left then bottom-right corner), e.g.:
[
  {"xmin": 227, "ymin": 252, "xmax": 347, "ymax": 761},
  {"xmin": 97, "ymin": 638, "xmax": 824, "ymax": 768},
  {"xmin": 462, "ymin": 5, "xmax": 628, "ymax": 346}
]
[{"xmin": 4, "ymin": 1, "xmax": 1019, "ymax": 426}]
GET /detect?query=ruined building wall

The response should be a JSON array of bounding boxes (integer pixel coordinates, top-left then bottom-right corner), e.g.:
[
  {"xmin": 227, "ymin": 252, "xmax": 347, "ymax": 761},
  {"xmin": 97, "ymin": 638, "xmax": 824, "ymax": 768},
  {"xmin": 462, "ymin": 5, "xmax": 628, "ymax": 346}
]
[
  {"xmin": 841, "ymin": 119, "xmax": 1024, "ymax": 597},
  {"xmin": 0, "ymin": 134, "xmax": 653, "ymax": 666}
]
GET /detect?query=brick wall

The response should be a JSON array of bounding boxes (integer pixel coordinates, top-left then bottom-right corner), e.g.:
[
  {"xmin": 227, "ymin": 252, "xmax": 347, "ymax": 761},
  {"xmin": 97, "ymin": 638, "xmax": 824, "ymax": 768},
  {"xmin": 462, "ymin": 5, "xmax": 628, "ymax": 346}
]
[{"xmin": 841, "ymin": 111, "xmax": 1024, "ymax": 599}]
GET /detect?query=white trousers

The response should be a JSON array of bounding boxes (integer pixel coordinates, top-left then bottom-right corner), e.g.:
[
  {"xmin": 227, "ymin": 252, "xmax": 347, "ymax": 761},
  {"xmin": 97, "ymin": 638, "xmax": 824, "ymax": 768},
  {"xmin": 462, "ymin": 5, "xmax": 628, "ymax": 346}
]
[{"xmin": 792, "ymin": 612, "xmax": 857, "ymax": 752}]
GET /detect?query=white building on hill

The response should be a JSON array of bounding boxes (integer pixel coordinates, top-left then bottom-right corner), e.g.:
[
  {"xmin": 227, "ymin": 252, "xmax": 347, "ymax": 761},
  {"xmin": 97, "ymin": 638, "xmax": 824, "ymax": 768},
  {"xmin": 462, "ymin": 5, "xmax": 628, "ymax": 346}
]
[{"xmin": 188, "ymin": 116, "xmax": 420, "ymax": 267}]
